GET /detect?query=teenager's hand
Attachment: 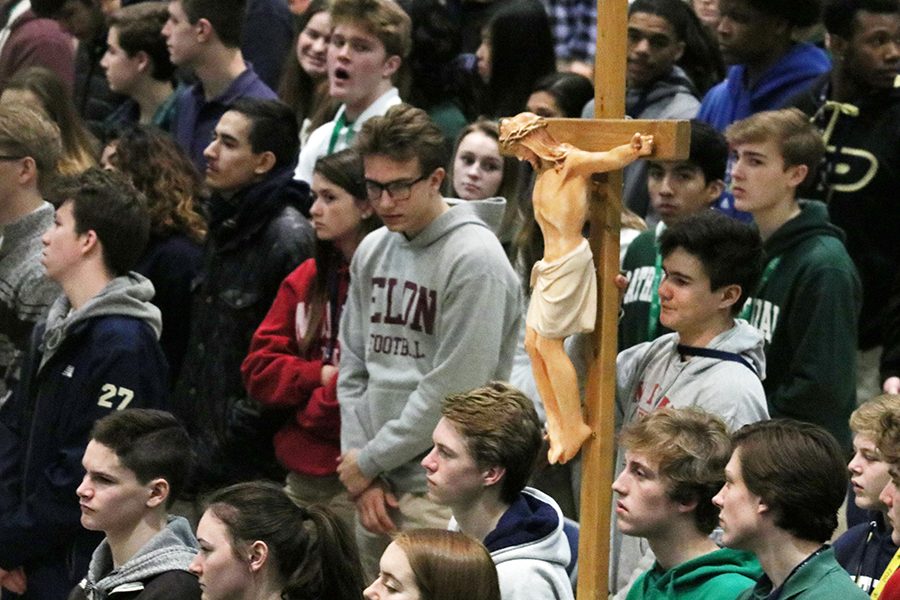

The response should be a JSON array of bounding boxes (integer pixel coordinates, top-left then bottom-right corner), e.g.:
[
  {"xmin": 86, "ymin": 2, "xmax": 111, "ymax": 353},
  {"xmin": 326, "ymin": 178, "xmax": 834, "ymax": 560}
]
[
  {"xmin": 337, "ymin": 449, "xmax": 374, "ymax": 496},
  {"xmin": 615, "ymin": 273, "xmax": 629, "ymax": 307},
  {"xmin": 884, "ymin": 376, "xmax": 900, "ymax": 394},
  {"xmin": 355, "ymin": 483, "xmax": 398, "ymax": 534},
  {"xmin": 320, "ymin": 364, "xmax": 338, "ymax": 387},
  {"xmin": 0, "ymin": 567, "xmax": 26, "ymax": 595}
]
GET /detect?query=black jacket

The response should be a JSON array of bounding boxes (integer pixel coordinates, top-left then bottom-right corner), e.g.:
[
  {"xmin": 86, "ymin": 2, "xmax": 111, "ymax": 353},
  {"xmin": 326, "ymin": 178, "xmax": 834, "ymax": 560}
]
[
  {"xmin": 173, "ymin": 169, "xmax": 314, "ymax": 492},
  {"xmin": 74, "ymin": 30, "xmax": 126, "ymax": 137},
  {"xmin": 792, "ymin": 74, "xmax": 900, "ymax": 365}
]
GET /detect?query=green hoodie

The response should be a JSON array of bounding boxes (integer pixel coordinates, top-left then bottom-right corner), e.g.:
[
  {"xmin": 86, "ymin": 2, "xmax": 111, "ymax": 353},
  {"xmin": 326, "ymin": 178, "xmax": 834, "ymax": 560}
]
[
  {"xmin": 742, "ymin": 200, "xmax": 860, "ymax": 453},
  {"xmin": 627, "ymin": 547, "xmax": 761, "ymax": 600}
]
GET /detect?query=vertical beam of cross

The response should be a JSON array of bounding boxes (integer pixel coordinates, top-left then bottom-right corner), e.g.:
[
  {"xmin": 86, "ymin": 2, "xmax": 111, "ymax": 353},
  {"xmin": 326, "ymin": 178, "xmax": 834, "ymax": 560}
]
[{"xmin": 577, "ymin": 1, "xmax": 627, "ymax": 597}]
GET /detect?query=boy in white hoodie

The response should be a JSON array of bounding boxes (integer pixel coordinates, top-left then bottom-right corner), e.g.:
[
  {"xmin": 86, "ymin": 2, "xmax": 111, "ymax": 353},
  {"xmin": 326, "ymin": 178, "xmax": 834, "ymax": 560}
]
[
  {"xmin": 422, "ymin": 381, "xmax": 575, "ymax": 600},
  {"xmin": 611, "ymin": 209, "xmax": 770, "ymax": 597}
]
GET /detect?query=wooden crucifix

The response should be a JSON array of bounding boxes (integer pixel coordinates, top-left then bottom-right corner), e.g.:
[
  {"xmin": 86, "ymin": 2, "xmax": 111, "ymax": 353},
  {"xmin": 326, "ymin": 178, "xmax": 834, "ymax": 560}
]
[{"xmin": 501, "ymin": 1, "xmax": 691, "ymax": 597}]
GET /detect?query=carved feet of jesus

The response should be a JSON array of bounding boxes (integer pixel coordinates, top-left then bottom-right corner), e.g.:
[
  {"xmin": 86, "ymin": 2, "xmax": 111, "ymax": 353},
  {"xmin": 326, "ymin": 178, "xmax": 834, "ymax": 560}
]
[{"xmin": 547, "ymin": 421, "xmax": 593, "ymax": 465}]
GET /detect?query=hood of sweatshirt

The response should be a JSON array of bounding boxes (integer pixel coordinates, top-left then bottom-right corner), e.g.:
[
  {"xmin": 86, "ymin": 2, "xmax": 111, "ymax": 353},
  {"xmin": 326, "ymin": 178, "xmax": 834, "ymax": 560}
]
[
  {"xmin": 617, "ymin": 319, "xmax": 769, "ymax": 430},
  {"xmin": 40, "ymin": 272, "xmax": 161, "ymax": 368},
  {"xmin": 481, "ymin": 487, "xmax": 570, "ymax": 569},
  {"xmin": 764, "ymin": 200, "xmax": 845, "ymax": 258},
  {"xmin": 406, "ymin": 196, "xmax": 506, "ymax": 249},
  {"xmin": 627, "ymin": 66, "xmax": 699, "ymax": 117},
  {"xmin": 79, "ymin": 516, "xmax": 198, "ymax": 598},
  {"xmin": 637, "ymin": 548, "xmax": 762, "ymax": 598},
  {"xmin": 725, "ymin": 42, "xmax": 830, "ymax": 109},
  {"xmin": 665, "ymin": 320, "xmax": 766, "ymax": 380}
]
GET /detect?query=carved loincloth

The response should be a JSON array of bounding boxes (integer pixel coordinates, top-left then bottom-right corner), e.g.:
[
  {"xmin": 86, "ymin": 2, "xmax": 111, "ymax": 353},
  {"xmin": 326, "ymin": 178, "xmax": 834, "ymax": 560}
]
[{"xmin": 526, "ymin": 238, "xmax": 597, "ymax": 338}]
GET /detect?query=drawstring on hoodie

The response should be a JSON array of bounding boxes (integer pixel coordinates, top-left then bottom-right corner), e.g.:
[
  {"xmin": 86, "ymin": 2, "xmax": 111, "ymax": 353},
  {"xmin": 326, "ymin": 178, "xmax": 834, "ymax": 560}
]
[
  {"xmin": 810, "ymin": 100, "xmax": 859, "ymax": 204},
  {"xmin": 813, "ymin": 100, "xmax": 860, "ymax": 147}
]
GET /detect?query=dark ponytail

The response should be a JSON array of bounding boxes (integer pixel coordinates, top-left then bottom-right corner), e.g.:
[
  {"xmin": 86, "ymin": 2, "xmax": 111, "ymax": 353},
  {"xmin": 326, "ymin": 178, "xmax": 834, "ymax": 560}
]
[
  {"xmin": 281, "ymin": 504, "xmax": 363, "ymax": 600},
  {"xmin": 205, "ymin": 482, "xmax": 364, "ymax": 600}
]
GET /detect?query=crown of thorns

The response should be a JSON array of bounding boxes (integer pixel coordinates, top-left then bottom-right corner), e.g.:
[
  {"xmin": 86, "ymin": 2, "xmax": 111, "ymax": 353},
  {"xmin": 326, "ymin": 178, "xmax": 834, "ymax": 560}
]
[{"xmin": 498, "ymin": 112, "xmax": 547, "ymax": 145}]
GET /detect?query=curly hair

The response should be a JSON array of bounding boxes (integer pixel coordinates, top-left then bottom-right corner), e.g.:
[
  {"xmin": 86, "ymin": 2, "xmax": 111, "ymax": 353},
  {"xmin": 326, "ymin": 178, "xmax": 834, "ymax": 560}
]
[{"xmin": 109, "ymin": 125, "xmax": 206, "ymax": 243}]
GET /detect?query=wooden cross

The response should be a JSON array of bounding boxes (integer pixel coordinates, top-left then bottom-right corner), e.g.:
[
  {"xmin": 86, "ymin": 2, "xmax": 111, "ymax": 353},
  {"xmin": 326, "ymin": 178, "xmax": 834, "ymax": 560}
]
[{"xmin": 539, "ymin": 2, "xmax": 690, "ymax": 598}]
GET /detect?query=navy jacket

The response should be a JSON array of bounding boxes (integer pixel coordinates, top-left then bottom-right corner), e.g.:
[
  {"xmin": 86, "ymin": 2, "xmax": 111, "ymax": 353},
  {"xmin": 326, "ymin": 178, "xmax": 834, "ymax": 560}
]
[
  {"xmin": 833, "ymin": 513, "xmax": 898, "ymax": 594},
  {"xmin": 0, "ymin": 275, "xmax": 168, "ymax": 600}
]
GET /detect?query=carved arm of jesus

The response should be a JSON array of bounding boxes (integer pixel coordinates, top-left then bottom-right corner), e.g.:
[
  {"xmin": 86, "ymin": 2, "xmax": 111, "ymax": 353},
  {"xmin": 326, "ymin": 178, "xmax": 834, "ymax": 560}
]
[{"xmin": 565, "ymin": 133, "xmax": 654, "ymax": 178}]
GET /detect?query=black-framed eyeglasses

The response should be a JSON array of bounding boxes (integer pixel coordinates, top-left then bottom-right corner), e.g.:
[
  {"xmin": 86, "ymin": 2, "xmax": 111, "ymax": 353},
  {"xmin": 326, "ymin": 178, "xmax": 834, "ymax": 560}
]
[
  {"xmin": 0, "ymin": 155, "xmax": 24, "ymax": 161},
  {"xmin": 365, "ymin": 174, "xmax": 428, "ymax": 202}
]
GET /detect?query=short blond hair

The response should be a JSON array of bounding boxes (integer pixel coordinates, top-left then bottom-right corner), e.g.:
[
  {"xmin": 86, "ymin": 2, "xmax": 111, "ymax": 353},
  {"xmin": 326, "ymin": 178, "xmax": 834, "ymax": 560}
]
[
  {"xmin": 876, "ymin": 398, "xmax": 900, "ymax": 464},
  {"xmin": 725, "ymin": 108, "xmax": 824, "ymax": 185},
  {"xmin": 441, "ymin": 382, "xmax": 542, "ymax": 504},
  {"xmin": 851, "ymin": 395, "xmax": 900, "ymax": 442}
]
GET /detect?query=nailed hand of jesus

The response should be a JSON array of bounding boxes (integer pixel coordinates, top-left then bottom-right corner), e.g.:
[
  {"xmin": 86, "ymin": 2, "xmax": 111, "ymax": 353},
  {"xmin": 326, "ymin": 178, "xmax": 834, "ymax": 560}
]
[{"xmin": 631, "ymin": 133, "xmax": 654, "ymax": 156}]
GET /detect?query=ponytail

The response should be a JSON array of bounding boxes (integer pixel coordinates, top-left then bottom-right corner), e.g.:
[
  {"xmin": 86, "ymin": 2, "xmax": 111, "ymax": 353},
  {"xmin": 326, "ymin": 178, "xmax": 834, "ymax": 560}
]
[{"xmin": 204, "ymin": 482, "xmax": 364, "ymax": 600}]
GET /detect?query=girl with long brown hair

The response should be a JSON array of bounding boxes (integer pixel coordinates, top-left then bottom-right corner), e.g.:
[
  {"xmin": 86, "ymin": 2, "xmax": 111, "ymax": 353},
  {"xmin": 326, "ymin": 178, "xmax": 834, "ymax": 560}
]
[{"xmin": 241, "ymin": 148, "xmax": 379, "ymax": 523}]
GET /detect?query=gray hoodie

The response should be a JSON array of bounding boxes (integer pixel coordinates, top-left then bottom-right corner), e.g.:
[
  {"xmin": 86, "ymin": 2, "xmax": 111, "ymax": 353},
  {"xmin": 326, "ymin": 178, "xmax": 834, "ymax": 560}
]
[
  {"xmin": 611, "ymin": 320, "xmax": 769, "ymax": 596},
  {"xmin": 339, "ymin": 197, "xmax": 522, "ymax": 493},
  {"xmin": 616, "ymin": 319, "xmax": 768, "ymax": 428},
  {"xmin": 582, "ymin": 66, "xmax": 701, "ymax": 224},
  {"xmin": 73, "ymin": 516, "xmax": 198, "ymax": 599},
  {"xmin": 41, "ymin": 273, "xmax": 161, "ymax": 370}
]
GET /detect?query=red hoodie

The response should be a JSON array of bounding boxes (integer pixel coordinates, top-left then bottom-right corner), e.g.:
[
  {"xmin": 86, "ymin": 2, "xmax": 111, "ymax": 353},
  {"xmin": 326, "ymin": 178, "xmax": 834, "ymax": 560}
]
[{"xmin": 241, "ymin": 258, "xmax": 347, "ymax": 476}]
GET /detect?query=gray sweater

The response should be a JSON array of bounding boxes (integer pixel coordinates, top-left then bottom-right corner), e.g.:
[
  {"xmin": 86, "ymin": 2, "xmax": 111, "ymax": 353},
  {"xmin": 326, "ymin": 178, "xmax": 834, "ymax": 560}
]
[
  {"xmin": 0, "ymin": 202, "xmax": 59, "ymax": 399},
  {"xmin": 71, "ymin": 516, "xmax": 199, "ymax": 599}
]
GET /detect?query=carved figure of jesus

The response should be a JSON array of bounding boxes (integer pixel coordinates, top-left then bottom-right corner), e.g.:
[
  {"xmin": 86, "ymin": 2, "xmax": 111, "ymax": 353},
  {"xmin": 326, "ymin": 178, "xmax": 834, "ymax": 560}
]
[{"xmin": 499, "ymin": 112, "xmax": 653, "ymax": 464}]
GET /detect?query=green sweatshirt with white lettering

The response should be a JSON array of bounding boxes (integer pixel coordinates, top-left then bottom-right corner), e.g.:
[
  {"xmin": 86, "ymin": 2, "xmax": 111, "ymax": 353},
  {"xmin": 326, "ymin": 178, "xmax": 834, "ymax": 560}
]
[{"xmin": 743, "ymin": 200, "xmax": 860, "ymax": 452}]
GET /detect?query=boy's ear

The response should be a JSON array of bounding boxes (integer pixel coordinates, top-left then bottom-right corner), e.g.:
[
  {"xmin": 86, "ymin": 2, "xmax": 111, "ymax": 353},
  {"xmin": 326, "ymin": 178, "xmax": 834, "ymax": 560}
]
[
  {"xmin": 195, "ymin": 17, "xmax": 213, "ymax": 43},
  {"xmin": 428, "ymin": 166, "xmax": 445, "ymax": 191},
  {"xmin": 718, "ymin": 283, "xmax": 742, "ymax": 311},
  {"xmin": 704, "ymin": 179, "xmax": 725, "ymax": 204},
  {"xmin": 135, "ymin": 50, "xmax": 151, "ymax": 74},
  {"xmin": 146, "ymin": 478, "xmax": 169, "ymax": 509},
  {"xmin": 825, "ymin": 32, "xmax": 847, "ymax": 58},
  {"xmin": 80, "ymin": 229, "xmax": 100, "ymax": 257},
  {"xmin": 673, "ymin": 40, "xmax": 686, "ymax": 63},
  {"xmin": 785, "ymin": 163, "xmax": 809, "ymax": 189},
  {"xmin": 253, "ymin": 151, "xmax": 277, "ymax": 176},
  {"xmin": 381, "ymin": 54, "xmax": 401, "ymax": 80},
  {"xmin": 482, "ymin": 465, "xmax": 506, "ymax": 488},
  {"xmin": 677, "ymin": 496, "xmax": 698, "ymax": 515}
]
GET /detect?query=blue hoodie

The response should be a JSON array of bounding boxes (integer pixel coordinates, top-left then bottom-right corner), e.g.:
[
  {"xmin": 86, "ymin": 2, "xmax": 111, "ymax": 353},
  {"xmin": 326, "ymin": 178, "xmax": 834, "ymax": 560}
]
[{"xmin": 698, "ymin": 42, "xmax": 830, "ymax": 132}]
